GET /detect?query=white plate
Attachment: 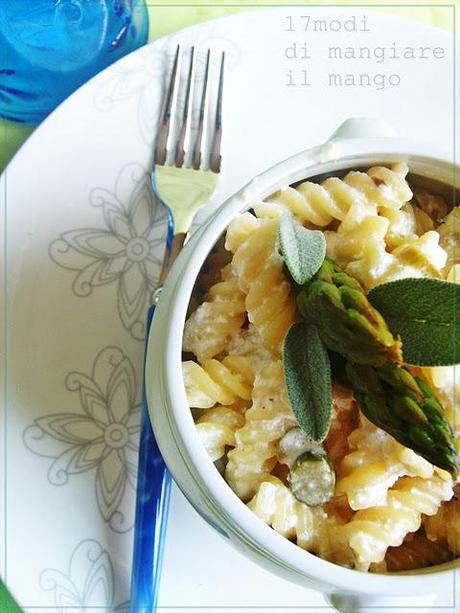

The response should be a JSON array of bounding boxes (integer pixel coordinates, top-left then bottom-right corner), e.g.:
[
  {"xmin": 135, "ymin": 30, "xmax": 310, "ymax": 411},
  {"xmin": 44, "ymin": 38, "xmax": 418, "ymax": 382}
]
[{"xmin": 0, "ymin": 7, "xmax": 455, "ymax": 611}]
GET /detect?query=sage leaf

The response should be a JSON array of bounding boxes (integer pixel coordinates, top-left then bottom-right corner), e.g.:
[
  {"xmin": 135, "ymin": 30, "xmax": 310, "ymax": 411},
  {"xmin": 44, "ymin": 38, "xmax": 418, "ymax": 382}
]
[
  {"xmin": 368, "ymin": 278, "xmax": 460, "ymax": 366},
  {"xmin": 278, "ymin": 213, "xmax": 326, "ymax": 284},
  {"xmin": 283, "ymin": 322, "xmax": 332, "ymax": 442}
]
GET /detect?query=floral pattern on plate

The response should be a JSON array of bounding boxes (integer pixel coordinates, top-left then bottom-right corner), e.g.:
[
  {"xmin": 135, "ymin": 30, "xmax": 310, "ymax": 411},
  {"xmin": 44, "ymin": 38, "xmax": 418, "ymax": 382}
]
[
  {"xmin": 49, "ymin": 163, "xmax": 167, "ymax": 340},
  {"xmin": 40, "ymin": 538, "xmax": 129, "ymax": 610},
  {"xmin": 24, "ymin": 346, "xmax": 141, "ymax": 533},
  {"xmin": 93, "ymin": 44, "xmax": 166, "ymax": 146}
]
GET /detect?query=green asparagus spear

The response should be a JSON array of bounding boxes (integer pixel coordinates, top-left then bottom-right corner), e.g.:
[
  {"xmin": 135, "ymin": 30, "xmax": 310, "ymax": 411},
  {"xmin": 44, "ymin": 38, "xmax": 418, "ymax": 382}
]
[
  {"xmin": 345, "ymin": 362, "xmax": 458, "ymax": 475},
  {"xmin": 297, "ymin": 259, "xmax": 403, "ymax": 366}
]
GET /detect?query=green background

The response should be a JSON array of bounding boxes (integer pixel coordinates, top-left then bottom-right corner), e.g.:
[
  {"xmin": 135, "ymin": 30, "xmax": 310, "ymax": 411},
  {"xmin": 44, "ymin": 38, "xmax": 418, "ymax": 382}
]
[{"xmin": 0, "ymin": 0, "xmax": 456, "ymax": 609}]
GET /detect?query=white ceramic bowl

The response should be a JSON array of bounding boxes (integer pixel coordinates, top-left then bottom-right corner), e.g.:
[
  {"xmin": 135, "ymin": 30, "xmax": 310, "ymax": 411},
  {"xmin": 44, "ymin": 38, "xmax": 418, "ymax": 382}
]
[{"xmin": 146, "ymin": 118, "xmax": 460, "ymax": 612}]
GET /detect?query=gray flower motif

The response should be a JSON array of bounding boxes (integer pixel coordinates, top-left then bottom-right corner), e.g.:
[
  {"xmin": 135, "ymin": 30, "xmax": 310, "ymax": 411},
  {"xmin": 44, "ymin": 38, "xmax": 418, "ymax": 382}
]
[
  {"xmin": 24, "ymin": 346, "xmax": 141, "ymax": 533},
  {"xmin": 40, "ymin": 539, "xmax": 116, "ymax": 610},
  {"xmin": 49, "ymin": 163, "xmax": 167, "ymax": 340},
  {"xmin": 93, "ymin": 43, "xmax": 166, "ymax": 143}
]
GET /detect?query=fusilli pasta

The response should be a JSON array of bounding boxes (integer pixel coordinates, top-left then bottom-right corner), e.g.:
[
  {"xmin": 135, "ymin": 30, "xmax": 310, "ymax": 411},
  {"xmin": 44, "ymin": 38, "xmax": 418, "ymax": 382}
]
[
  {"xmin": 247, "ymin": 476, "xmax": 322, "ymax": 549},
  {"xmin": 336, "ymin": 415, "xmax": 434, "ymax": 510},
  {"xmin": 229, "ymin": 218, "xmax": 296, "ymax": 355},
  {"xmin": 225, "ymin": 211, "xmax": 261, "ymax": 253},
  {"xmin": 183, "ymin": 355, "xmax": 255, "ymax": 408},
  {"xmin": 388, "ymin": 231, "xmax": 447, "ymax": 278},
  {"xmin": 196, "ymin": 406, "xmax": 245, "ymax": 461},
  {"xmin": 380, "ymin": 203, "xmax": 434, "ymax": 250},
  {"xmin": 343, "ymin": 472, "xmax": 453, "ymax": 570},
  {"xmin": 225, "ymin": 361, "xmax": 297, "ymax": 500},
  {"xmin": 226, "ymin": 326, "xmax": 275, "ymax": 373},
  {"xmin": 254, "ymin": 163, "xmax": 412, "ymax": 227},
  {"xmin": 327, "ymin": 212, "xmax": 447, "ymax": 290},
  {"xmin": 183, "ymin": 264, "xmax": 246, "ymax": 361},
  {"xmin": 248, "ymin": 476, "xmax": 354, "ymax": 566}
]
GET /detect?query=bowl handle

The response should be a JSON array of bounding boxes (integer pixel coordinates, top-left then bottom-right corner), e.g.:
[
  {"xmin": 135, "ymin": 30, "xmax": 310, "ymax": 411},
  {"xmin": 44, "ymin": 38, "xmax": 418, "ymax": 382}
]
[
  {"xmin": 328, "ymin": 117, "xmax": 397, "ymax": 141},
  {"xmin": 325, "ymin": 591, "xmax": 437, "ymax": 612}
]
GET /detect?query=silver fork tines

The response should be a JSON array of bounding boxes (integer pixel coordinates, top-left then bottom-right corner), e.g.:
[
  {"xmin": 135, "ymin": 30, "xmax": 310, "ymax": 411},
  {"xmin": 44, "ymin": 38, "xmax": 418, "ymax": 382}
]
[
  {"xmin": 210, "ymin": 51, "xmax": 225, "ymax": 173},
  {"xmin": 192, "ymin": 48, "xmax": 210, "ymax": 171},
  {"xmin": 155, "ymin": 45, "xmax": 181, "ymax": 167},
  {"xmin": 155, "ymin": 45, "xmax": 225, "ymax": 173},
  {"xmin": 176, "ymin": 46, "xmax": 195, "ymax": 169}
]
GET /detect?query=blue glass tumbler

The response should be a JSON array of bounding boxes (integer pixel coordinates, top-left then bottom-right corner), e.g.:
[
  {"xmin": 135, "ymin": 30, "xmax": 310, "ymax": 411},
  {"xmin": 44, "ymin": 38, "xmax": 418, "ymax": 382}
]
[{"xmin": 0, "ymin": 0, "xmax": 148, "ymax": 125}]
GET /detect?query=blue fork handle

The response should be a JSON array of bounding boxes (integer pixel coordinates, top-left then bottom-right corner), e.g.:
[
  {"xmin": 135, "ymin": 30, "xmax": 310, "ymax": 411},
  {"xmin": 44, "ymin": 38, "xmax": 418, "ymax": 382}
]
[{"xmin": 130, "ymin": 305, "xmax": 172, "ymax": 613}]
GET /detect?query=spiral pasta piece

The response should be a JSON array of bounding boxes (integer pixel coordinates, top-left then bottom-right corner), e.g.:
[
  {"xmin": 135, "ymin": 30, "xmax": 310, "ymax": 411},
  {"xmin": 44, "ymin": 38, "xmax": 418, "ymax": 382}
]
[
  {"xmin": 225, "ymin": 361, "xmax": 297, "ymax": 500},
  {"xmin": 226, "ymin": 326, "xmax": 275, "ymax": 373},
  {"xmin": 423, "ymin": 490, "xmax": 460, "ymax": 555},
  {"xmin": 336, "ymin": 416, "xmax": 434, "ymax": 510},
  {"xmin": 225, "ymin": 211, "xmax": 261, "ymax": 253},
  {"xmin": 356, "ymin": 163, "xmax": 413, "ymax": 209},
  {"xmin": 248, "ymin": 476, "xmax": 322, "ymax": 549},
  {"xmin": 196, "ymin": 406, "xmax": 246, "ymax": 461},
  {"xmin": 248, "ymin": 477, "xmax": 354, "ymax": 566},
  {"xmin": 254, "ymin": 164, "xmax": 411, "ymax": 228},
  {"xmin": 230, "ymin": 218, "xmax": 296, "ymax": 354},
  {"xmin": 343, "ymin": 472, "xmax": 454, "ymax": 570},
  {"xmin": 384, "ymin": 532, "xmax": 453, "ymax": 571},
  {"xmin": 380, "ymin": 203, "xmax": 434, "ymax": 250},
  {"xmin": 260, "ymin": 178, "xmax": 360, "ymax": 226},
  {"xmin": 325, "ymin": 205, "xmax": 393, "ymax": 290},
  {"xmin": 327, "ymin": 209, "xmax": 447, "ymax": 290},
  {"xmin": 183, "ymin": 355, "xmax": 255, "ymax": 408},
  {"xmin": 386, "ymin": 231, "xmax": 447, "ymax": 278},
  {"xmin": 183, "ymin": 264, "xmax": 246, "ymax": 361}
]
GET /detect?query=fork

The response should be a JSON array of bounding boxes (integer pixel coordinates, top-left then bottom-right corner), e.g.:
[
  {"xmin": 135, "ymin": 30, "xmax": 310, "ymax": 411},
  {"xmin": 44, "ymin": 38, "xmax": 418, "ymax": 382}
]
[{"xmin": 130, "ymin": 45, "xmax": 225, "ymax": 613}]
